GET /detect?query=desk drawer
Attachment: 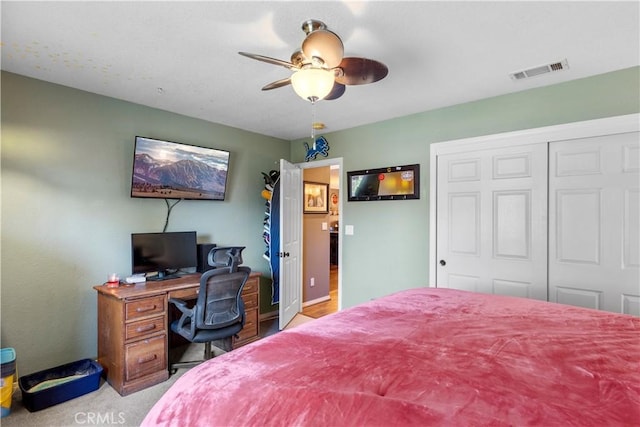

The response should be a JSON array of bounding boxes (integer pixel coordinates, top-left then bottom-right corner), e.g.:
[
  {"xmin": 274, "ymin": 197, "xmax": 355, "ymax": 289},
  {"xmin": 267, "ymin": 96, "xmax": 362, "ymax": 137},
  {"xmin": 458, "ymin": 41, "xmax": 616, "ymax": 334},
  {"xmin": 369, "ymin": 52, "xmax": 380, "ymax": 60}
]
[
  {"xmin": 242, "ymin": 293, "xmax": 258, "ymax": 310},
  {"xmin": 169, "ymin": 288, "xmax": 199, "ymax": 301},
  {"xmin": 236, "ymin": 309, "xmax": 258, "ymax": 342},
  {"xmin": 126, "ymin": 316, "xmax": 165, "ymax": 341},
  {"xmin": 126, "ymin": 295, "xmax": 165, "ymax": 321},
  {"xmin": 125, "ymin": 335, "xmax": 166, "ymax": 381},
  {"xmin": 242, "ymin": 278, "xmax": 258, "ymax": 295}
]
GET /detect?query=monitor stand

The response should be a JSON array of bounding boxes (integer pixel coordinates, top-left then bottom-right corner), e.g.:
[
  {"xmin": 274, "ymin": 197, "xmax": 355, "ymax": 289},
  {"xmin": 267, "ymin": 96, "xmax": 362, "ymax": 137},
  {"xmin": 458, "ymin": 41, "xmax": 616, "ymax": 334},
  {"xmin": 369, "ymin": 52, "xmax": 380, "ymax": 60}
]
[{"xmin": 147, "ymin": 270, "xmax": 179, "ymax": 281}]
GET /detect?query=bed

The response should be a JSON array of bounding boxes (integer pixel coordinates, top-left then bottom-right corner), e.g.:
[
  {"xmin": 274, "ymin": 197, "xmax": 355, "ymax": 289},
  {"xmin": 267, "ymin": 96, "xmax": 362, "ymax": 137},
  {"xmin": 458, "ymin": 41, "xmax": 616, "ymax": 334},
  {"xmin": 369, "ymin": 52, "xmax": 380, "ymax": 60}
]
[{"xmin": 142, "ymin": 288, "xmax": 639, "ymax": 426}]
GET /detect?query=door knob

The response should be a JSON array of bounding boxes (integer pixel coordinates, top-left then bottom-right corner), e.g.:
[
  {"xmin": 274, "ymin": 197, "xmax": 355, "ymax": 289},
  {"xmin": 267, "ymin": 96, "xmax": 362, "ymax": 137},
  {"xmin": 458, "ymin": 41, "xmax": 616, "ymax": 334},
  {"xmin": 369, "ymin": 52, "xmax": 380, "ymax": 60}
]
[{"xmin": 439, "ymin": 260, "xmax": 446, "ymax": 266}]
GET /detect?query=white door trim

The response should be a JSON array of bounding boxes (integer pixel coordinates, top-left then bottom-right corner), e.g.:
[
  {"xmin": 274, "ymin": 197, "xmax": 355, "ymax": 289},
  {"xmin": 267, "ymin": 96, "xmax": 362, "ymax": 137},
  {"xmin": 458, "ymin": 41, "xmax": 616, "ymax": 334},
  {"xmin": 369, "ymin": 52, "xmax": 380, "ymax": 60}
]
[{"xmin": 429, "ymin": 113, "xmax": 640, "ymax": 287}]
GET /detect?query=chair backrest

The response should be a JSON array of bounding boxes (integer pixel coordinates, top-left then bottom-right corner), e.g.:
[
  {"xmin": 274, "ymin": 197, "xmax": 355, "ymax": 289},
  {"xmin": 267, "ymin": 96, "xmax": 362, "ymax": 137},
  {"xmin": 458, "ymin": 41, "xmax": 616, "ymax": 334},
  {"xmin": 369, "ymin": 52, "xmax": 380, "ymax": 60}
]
[
  {"xmin": 195, "ymin": 266, "xmax": 251, "ymax": 330},
  {"xmin": 207, "ymin": 246, "xmax": 246, "ymax": 272}
]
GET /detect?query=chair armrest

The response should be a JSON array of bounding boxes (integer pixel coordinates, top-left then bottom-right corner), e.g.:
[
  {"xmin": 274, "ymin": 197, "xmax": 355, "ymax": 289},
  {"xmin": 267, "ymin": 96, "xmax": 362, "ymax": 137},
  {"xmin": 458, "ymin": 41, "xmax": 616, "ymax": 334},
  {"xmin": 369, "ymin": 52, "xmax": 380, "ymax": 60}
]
[
  {"xmin": 169, "ymin": 298, "xmax": 196, "ymax": 336},
  {"xmin": 169, "ymin": 298, "xmax": 190, "ymax": 313}
]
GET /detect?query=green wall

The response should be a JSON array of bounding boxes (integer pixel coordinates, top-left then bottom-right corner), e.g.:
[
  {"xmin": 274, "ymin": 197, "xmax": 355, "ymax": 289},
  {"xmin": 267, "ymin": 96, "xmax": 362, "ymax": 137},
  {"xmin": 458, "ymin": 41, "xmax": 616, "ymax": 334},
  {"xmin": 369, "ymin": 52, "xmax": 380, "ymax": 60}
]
[
  {"xmin": 291, "ymin": 66, "xmax": 640, "ymax": 308},
  {"xmin": 1, "ymin": 72, "xmax": 289, "ymax": 375}
]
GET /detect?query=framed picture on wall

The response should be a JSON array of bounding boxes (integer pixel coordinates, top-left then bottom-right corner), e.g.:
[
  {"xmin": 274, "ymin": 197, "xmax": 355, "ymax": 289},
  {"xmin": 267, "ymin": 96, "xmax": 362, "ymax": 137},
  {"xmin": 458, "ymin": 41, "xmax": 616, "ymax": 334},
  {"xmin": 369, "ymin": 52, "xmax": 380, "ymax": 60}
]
[
  {"xmin": 330, "ymin": 191, "xmax": 339, "ymax": 215},
  {"xmin": 303, "ymin": 182, "xmax": 329, "ymax": 213}
]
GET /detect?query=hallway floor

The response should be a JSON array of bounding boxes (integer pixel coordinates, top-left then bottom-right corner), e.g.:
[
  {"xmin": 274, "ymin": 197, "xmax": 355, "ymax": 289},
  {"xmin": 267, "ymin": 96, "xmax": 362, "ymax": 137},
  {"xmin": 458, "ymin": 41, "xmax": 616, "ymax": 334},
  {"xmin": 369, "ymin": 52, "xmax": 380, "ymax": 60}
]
[{"xmin": 302, "ymin": 265, "xmax": 338, "ymax": 318}]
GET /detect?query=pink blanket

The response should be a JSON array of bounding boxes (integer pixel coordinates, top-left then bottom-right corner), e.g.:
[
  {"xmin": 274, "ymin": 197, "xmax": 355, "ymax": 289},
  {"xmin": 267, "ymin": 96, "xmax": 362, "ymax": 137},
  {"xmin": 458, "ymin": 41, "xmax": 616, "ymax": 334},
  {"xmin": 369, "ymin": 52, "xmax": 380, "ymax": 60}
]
[{"xmin": 142, "ymin": 288, "xmax": 640, "ymax": 426}]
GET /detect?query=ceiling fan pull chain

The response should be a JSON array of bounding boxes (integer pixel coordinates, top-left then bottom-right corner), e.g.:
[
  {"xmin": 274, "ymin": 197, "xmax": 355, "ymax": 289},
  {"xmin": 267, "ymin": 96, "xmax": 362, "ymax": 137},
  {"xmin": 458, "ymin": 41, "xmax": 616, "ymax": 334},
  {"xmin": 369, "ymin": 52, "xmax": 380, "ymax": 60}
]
[{"xmin": 311, "ymin": 101, "xmax": 316, "ymax": 147}]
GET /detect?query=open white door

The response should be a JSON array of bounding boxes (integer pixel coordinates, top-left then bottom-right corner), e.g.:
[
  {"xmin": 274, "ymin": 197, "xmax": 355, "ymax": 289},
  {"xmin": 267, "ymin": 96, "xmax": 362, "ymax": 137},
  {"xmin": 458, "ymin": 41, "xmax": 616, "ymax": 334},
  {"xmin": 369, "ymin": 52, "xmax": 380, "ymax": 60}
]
[{"xmin": 279, "ymin": 159, "xmax": 302, "ymax": 330}]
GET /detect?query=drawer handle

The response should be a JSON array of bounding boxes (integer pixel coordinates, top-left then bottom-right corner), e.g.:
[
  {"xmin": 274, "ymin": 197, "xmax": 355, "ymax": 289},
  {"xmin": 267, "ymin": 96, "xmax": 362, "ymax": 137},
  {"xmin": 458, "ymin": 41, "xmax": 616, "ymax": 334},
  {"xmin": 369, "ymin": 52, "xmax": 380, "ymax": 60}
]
[
  {"xmin": 136, "ymin": 324, "xmax": 156, "ymax": 333},
  {"xmin": 137, "ymin": 354, "xmax": 157, "ymax": 364},
  {"xmin": 136, "ymin": 305, "xmax": 157, "ymax": 313}
]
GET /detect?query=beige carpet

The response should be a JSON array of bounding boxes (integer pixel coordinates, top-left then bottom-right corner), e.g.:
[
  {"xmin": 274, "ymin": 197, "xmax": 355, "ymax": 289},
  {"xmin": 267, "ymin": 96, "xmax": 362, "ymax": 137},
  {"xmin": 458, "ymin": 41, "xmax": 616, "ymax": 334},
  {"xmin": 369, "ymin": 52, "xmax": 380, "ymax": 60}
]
[{"xmin": 283, "ymin": 313, "xmax": 315, "ymax": 330}]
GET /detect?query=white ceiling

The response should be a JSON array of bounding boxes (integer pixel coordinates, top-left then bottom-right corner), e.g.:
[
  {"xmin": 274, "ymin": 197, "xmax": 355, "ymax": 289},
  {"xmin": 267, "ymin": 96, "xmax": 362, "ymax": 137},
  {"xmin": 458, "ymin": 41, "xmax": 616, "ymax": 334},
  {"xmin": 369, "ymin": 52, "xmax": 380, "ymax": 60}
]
[{"xmin": 2, "ymin": 1, "xmax": 638, "ymax": 141}]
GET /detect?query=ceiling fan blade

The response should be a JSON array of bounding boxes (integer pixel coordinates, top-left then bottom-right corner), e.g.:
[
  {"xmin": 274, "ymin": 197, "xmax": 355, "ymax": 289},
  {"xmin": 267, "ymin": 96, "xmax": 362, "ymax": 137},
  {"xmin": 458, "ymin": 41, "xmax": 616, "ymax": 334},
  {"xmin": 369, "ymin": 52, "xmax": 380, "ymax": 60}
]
[
  {"xmin": 238, "ymin": 52, "xmax": 299, "ymax": 70},
  {"xmin": 324, "ymin": 83, "xmax": 346, "ymax": 100},
  {"xmin": 262, "ymin": 77, "xmax": 292, "ymax": 91},
  {"xmin": 335, "ymin": 57, "xmax": 389, "ymax": 85}
]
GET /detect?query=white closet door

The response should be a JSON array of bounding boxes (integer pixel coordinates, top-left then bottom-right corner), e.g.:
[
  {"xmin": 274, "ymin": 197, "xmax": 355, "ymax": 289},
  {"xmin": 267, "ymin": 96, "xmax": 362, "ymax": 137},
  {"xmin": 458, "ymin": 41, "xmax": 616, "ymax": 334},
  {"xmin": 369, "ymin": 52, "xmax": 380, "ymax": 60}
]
[
  {"xmin": 549, "ymin": 132, "xmax": 640, "ymax": 315},
  {"xmin": 436, "ymin": 144, "xmax": 548, "ymax": 300}
]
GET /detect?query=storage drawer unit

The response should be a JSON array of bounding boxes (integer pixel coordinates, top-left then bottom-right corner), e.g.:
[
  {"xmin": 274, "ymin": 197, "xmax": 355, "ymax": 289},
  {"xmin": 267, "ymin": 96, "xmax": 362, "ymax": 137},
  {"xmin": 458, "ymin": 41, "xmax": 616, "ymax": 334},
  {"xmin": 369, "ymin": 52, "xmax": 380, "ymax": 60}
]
[
  {"xmin": 233, "ymin": 273, "xmax": 260, "ymax": 348},
  {"xmin": 95, "ymin": 272, "xmax": 261, "ymax": 395},
  {"xmin": 96, "ymin": 292, "xmax": 168, "ymax": 396}
]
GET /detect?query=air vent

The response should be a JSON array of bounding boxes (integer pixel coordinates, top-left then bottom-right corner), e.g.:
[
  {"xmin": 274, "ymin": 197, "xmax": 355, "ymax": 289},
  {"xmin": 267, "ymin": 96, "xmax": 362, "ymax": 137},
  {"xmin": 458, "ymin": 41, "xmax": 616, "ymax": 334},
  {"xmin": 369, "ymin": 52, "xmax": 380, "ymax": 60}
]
[{"xmin": 510, "ymin": 59, "xmax": 569, "ymax": 81}]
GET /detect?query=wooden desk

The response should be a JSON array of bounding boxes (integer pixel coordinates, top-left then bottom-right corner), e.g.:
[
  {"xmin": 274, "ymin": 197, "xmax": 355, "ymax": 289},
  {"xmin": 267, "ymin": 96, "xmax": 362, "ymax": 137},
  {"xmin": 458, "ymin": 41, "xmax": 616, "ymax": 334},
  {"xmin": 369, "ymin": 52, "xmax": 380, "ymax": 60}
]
[{"xmin": 94, "ymin": 271, "xmax": 261, "ymax": 396}]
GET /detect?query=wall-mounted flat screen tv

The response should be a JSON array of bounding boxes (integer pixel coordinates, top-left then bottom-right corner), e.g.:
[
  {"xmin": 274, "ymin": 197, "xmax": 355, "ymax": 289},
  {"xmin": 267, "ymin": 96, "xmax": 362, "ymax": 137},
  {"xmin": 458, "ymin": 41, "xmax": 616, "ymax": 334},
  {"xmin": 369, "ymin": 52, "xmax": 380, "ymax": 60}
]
[
  {"xmin": 131, "ymin": 136, "xmax": 230, "ymax": 200},
  {"xmin": 347, "ymin": 164, "xmax": 420, "ymax": 201}
]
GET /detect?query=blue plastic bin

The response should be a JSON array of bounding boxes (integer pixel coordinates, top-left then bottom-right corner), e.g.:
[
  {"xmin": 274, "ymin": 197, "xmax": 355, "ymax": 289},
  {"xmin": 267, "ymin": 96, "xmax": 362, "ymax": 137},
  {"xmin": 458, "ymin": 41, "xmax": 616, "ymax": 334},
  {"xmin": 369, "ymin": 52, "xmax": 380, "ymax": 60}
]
[
  {"xmin": 1, "ymin": 348, "xmax": 17, "ymax": 418},
  {"xmin": 18, "ymin": 359, "xmax": 102, "ymax": 412}
]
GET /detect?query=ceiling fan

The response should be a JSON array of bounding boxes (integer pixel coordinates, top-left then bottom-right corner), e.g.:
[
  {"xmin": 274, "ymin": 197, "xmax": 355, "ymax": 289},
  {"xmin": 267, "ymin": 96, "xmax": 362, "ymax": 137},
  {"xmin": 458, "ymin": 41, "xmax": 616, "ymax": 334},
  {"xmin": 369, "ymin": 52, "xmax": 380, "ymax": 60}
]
[{"xmin": 239, "ymin": 19, "xmax": 388, "ymax": 102}]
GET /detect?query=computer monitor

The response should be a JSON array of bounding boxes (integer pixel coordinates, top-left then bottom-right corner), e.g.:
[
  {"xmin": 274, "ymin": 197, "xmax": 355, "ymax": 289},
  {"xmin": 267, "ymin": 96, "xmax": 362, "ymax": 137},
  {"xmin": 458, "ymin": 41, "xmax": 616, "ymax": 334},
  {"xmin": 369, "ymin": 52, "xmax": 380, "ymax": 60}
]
[{"xmin": 131, "ymin": 231, "xmax": 197, "ymax": 280}]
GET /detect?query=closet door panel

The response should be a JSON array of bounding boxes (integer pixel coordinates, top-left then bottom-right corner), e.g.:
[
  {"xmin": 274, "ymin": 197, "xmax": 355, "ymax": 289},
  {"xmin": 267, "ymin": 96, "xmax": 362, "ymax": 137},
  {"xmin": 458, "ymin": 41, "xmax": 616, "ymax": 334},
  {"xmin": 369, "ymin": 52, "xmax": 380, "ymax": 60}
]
[
  {"xmin": 493, "ymin": 190, "xmax": 531, "ymax": 259},
  {"xmin": 549, "ymin": 132, "xmax": 640, "ymax": 315},
  {"xmin": 449, "ymin": 192, "xmax": 481, "ymax": 255},
  {"xmin": 436, "ymin": 144, "xmax": 548, "ymax": 300},
  {"xmin": 556, "ymin": 189, "xmax": 601, "ymax": 264},
  {"xmin": 624, "ymin": 189, "xmax": 640, "ymax": 268}
]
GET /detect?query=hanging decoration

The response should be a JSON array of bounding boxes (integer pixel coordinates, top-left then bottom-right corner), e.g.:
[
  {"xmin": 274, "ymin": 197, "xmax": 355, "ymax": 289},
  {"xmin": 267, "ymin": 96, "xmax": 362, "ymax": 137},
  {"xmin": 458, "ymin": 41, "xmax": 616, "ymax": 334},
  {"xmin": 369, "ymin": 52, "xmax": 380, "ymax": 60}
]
[
  {"xmin": 303, "ymin": 99, "xmax": 330, "ymax": 161},
  {"xmin": 304, "ymin": 136, "xmax": 330, "ymax": 162},
  {"xmin": 261, "ymin": 170, "xmax": 280, "ymax": 305}
]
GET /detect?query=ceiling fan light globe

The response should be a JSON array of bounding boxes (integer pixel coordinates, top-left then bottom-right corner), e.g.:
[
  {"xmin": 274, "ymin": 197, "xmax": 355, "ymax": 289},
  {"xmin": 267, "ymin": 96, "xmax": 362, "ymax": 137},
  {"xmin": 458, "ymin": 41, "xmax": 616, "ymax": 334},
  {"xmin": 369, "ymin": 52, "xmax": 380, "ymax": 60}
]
[
  {"xmin": 291, "ymin": 68, "xmax": 335, "ymax": 102},
  {"xmin": 302, "ymin": 29, "xmax": 344, "ymax": 69}
]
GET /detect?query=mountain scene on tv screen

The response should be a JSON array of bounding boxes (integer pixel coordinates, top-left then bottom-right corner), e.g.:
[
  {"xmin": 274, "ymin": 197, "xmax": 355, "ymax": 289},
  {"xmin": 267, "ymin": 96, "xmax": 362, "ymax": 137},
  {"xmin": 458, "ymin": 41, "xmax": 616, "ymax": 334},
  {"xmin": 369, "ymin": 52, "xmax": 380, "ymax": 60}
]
[{"xmin": 131, "ymin": 142, "xmax": 228, "ymax": 200}]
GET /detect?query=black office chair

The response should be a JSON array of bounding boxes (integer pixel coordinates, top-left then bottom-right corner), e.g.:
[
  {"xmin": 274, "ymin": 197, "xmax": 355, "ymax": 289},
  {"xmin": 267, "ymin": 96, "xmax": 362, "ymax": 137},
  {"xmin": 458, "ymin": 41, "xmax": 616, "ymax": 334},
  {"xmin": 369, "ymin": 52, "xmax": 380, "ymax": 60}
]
[{"xmin": 169, "ymin": 265, "xmax": 251, "ymax": 371}]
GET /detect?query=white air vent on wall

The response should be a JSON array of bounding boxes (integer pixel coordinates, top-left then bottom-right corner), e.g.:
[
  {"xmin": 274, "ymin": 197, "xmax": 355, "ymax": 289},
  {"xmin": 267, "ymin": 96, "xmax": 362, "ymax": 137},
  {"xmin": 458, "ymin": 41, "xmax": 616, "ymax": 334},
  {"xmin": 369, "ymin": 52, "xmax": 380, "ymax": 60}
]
[{"xmin": 510, "ymin": 59, "xmax": 569, "ymax": 81}]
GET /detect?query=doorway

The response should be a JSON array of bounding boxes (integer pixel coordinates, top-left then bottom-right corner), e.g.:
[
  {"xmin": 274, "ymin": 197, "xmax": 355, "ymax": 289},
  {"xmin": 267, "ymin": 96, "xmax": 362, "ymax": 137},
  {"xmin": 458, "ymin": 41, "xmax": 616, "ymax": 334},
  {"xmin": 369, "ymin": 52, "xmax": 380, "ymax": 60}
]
[{"xmin": 299, "ymin": 158, "xmax": 342, "ymax": 319}]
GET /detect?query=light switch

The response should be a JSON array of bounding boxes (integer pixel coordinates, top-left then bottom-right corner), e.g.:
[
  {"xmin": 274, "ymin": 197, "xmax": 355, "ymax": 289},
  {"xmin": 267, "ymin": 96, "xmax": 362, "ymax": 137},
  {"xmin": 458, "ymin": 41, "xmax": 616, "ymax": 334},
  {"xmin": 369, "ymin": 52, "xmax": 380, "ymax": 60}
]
[
  {"xmin": 322, "ymin": 222, "xmax": 328, "ymax": 231},
  {"xmin": 345, "ymin": 225, "xmax": 354, "ymax": 235}
]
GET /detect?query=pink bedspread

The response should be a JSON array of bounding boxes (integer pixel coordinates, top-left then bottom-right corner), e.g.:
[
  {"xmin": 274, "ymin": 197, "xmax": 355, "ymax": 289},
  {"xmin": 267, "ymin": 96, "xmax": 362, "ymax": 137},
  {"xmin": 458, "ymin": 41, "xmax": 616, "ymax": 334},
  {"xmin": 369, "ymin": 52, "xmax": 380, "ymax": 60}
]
[{"xmin": 142, "ymin": 288, "xmax": 639, "ymax": 426}]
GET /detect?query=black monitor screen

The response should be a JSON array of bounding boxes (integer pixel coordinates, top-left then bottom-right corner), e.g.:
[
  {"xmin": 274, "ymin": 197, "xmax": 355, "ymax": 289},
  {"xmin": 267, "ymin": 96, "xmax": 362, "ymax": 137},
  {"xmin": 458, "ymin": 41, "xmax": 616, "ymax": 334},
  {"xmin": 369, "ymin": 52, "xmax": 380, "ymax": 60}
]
[{"xmin": 131, "ymin": 231, "xmax": 197, "ymax": 279}]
